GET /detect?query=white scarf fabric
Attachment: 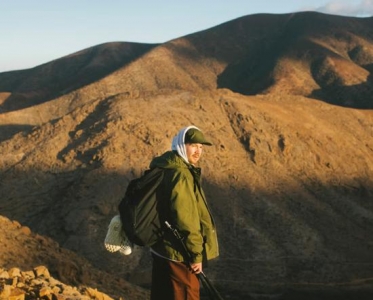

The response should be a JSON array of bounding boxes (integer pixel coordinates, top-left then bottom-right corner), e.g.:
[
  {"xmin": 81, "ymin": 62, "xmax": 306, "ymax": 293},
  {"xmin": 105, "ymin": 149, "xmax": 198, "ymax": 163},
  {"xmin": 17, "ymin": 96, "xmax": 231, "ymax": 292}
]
[
  {"xmin": 104, "ymin": 215, "xmax": 132, "ymax": 255},
  {"xmin": 171, "ymin": 125, "xmax": 200, "ymax": 164}
]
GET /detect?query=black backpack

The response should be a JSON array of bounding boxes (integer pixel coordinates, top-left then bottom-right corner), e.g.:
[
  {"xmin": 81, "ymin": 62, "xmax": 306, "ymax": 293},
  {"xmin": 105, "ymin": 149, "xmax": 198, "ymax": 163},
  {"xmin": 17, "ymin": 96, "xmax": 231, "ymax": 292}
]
[{"xmin": 118, "ymin": 167, "xmax": 165, "ymax": 247}]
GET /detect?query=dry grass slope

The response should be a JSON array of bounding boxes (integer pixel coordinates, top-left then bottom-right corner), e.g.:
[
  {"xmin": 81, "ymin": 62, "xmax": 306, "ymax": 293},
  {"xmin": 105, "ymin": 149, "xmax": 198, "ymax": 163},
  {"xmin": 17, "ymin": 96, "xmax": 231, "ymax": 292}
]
[{"xmin": 0, "ymin": 12, "xmax": 373, "ymax": 300}]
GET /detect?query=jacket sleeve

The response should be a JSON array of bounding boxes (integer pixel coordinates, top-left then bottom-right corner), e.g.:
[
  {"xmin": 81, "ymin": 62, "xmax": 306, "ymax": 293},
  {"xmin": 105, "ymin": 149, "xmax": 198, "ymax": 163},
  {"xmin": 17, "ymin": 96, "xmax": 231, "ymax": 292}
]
[{"xmin": 168, "ymin": 171, "xmax": 204, "ymax": 263}]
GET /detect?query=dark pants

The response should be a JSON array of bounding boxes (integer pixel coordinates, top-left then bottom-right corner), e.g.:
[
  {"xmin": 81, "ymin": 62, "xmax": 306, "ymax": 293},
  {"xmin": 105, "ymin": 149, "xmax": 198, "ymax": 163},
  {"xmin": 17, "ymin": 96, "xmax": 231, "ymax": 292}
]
[{"xmin": 151, "ymin": 253, "xmax": 200, "ymax": 300}]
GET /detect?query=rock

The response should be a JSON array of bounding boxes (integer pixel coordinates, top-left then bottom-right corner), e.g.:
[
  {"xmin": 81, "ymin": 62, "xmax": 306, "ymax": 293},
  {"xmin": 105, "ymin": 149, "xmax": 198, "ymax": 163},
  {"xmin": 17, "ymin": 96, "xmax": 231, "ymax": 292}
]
[
  {"xmin": 39, "ymin": 286, "xmax": 52, "ymax": 297},
  {"xmin": 8, "ymin": 288, "xmax": 25, "ymax": 300},
  {"xmin": 0, "ymin": 284, "xmax": 11, "ymax": 299},
  {"xmin": 20, "ymin": 271, "xmax": 35, "ymax": 280},
  {"xmin": 8, "ymin": 268, "xmax": 21, "ymax": 278},
  {"xmin": 20, "ymin": 226, "xmax": 31, "ymax": 236},
  {"xmin": 34, "ymin": 265, "xmax": 51, "ymax": 279},
  {"xmin": 0, "ymin": 270, "xmax": 9, "ymax": 280},
  {"xmin": 0, "ymin": 267, "xmax": 115, "ymax": 300},
  {"xmin": 84, "ymin": 287, "xmax": 114, "ymax": 300}
]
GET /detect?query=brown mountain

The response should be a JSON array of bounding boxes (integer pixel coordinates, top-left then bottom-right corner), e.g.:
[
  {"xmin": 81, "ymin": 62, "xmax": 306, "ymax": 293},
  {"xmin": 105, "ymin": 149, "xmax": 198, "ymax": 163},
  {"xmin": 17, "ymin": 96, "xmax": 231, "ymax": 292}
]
[{"xmin": 1, "ymin": 12, "xmax": 373, "ymax": 299}]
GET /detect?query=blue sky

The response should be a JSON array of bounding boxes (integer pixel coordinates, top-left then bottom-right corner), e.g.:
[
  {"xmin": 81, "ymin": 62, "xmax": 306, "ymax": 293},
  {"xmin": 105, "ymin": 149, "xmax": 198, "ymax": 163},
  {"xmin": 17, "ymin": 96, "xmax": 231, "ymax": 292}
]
[{"xmin": 1, "ymin": 0, "xmax": 372, "ymax": 73}]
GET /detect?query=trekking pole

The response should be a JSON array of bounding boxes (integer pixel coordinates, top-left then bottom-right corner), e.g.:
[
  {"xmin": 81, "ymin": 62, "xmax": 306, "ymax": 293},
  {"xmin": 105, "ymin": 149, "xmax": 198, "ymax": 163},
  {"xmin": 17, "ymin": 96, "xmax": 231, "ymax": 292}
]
[{"xmin": 165, "ymin": 221, "xmax": 225, "ymax": 300}]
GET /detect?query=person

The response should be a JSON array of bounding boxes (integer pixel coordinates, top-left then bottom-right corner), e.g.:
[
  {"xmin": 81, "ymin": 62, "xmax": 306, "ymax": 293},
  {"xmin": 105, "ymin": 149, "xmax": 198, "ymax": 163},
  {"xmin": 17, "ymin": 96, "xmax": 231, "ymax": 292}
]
[{"xmin": 149, "ymin": 125, "xmax": 219, "ymax": 300}]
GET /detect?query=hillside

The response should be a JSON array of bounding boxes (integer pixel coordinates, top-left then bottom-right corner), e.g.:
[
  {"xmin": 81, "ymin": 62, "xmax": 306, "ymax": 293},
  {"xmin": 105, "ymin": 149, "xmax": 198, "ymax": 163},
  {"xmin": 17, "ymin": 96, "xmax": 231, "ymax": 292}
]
[
  {"xmin": 0, "ymin": 216, "xmax": 149, "ymax": 299},
  {"xmin": 0, "ymin": 12, "xmax": 373, "ymax": 299}
]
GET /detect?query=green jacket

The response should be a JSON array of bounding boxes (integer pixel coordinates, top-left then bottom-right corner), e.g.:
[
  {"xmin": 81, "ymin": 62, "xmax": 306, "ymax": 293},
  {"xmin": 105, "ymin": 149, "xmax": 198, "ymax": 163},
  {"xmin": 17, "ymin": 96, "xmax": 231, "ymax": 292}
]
[{"xmin": 150, "ymin": 151, "xmax": 219, "ymax": 264}]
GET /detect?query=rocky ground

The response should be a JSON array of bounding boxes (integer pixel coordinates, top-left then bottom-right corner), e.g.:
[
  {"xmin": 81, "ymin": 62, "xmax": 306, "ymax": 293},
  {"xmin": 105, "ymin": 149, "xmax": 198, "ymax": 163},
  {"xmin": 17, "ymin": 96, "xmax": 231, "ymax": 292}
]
[
  {"xmin": 0, "ymin": 216, "xmax": 149, "ymax": 299},
  {"xmin": 0, "ymin": 265, "xmax": 112, "ymax": 300}
]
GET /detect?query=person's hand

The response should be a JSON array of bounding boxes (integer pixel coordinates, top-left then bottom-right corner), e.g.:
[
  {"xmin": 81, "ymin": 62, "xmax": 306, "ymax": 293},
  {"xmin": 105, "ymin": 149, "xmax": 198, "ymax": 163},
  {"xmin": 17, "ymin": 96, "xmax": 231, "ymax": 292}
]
[{"xmin": 190, "ymin": 262, "xmax": 202, "ymax": 274}]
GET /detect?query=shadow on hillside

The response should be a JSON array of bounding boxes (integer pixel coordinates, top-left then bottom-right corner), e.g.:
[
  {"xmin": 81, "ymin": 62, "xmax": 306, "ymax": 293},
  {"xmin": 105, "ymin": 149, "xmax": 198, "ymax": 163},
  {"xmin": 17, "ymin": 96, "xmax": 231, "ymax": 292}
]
[
  {"xmin": 56, "ymin": 98, "xmax": 113, "ymax": 165},
  {"xmin": 310, "ymin": 65, "xmax": 373, "ymax": 109},
  {"xmin": 1, "ymin": 165, "xmax": 373, "ymax": 299},
  {"xmin": 217, "ymin": 63, "xmax": 373, "ymax": 109},
  {"xmin": 216, "ymin": 45, "xmax": 373, "ymax": 109},
  {"xmin": 0, "ymin": 42, "xmax": 158, "ymax": 113},
  {"xmin": 0, "ymin": 124, "xmax": 34, "ymax": 142},
  {"xmin": 216, "ymin": 54, "xmax": 276, "ymax": 96}
]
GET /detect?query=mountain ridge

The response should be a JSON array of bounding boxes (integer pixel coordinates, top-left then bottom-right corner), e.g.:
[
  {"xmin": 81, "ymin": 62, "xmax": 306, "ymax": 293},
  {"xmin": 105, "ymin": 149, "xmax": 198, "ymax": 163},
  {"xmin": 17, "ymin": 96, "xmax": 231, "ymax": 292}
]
[{"xmin": 0, "ymin": 12, "xmax": 373, "ymax": 299}]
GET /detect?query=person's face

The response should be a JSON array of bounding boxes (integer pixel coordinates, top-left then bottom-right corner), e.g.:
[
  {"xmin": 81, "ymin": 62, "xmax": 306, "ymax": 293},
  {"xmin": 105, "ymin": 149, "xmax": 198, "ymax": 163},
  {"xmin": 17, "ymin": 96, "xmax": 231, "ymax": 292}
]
[{"xmin": 186, "ymin": 143, "xmax": 203, "ymax": 165}]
